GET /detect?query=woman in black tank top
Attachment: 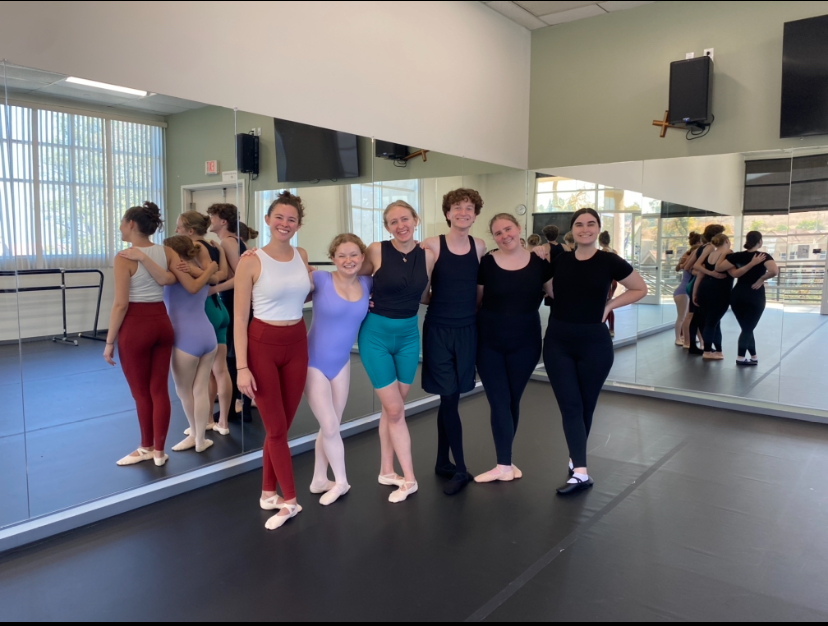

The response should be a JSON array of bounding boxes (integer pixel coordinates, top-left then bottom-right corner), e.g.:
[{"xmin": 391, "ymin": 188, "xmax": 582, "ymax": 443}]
[{"xmin": 358, "ymin": 200, "xmax": 435, "ymax": 504}]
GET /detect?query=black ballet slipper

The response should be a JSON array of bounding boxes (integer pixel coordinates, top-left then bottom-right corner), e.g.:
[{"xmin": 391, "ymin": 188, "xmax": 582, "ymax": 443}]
[
  {"xmin": 443, "ymin": 471, "xmax": 473, "ymax": 496},
  {"xmin": 556, "ymin": 476, "xmax": 594, "ymax": 495},
  {"xmin": 435, "ymin": 462, "xmax": 457, "ymax": 479}
]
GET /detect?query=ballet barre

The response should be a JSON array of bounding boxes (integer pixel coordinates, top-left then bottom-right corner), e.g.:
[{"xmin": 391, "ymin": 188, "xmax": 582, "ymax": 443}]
[{"xmin": 0, "ymin": 268, "xmax": 105, "ymax": 346}]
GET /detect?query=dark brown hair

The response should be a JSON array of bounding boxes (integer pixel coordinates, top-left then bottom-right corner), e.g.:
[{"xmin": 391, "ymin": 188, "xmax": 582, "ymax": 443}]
[
  {"xmin": 527, "ymin": 234, "xmax": 541, "ymax": 246},
  {"xmin": 267, "ymin": 191, "xmax": 305, "ymax": 225},
  {"xmin": 164, "ymin": 234, "xmax": 200, "ymax": 260},
  {"xmin": 178, "ymin": 211, "xmax": 210, "ymax": 236},
  {"xmin": 688, "ymin": 231, "xmax": 702, "ymax": 247},
  {"xmin": 239, "ymin": 222, "xmax": 259, "ymax": 242},
  {"xmin": 488, "ymin": 213, "xmax": 520, "ymax": 234},
  {"xmin": 745, "ymin": 231, "xmax": 762, "ymax": 250},
  {"xmin": 123, "ymin": 201, "xmax": 163, "ymax": 236},
  {"xmin": 571, "ymin": 208, "xmax": 601, "ymax": 229},
  {"xmin": 328, "ymin": 233, "xmax": 367, "ymax": 259},
  {"xmin": 542, "ymin": 224, "xmax": 559, "ymax": 242},
  {"xmin": 702, "ymin": 223, "xmax": 725, "ymax": 243},
  {"xmin": 206, "ymin": 203, "xmax": 239, "ymax": 234},
  {"xmin": 599, "ymin": 231, "xmax": 611, "ymax": 246},
  {"xmin": 441, "ymin": 188, "xmax": 483, "ymax": 226}
]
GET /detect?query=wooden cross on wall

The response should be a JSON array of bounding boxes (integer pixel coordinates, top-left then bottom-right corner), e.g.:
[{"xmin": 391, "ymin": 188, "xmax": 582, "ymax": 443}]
[{"xmin": 652, "ymin": 110, "xmax": 680, "ymax": 138}]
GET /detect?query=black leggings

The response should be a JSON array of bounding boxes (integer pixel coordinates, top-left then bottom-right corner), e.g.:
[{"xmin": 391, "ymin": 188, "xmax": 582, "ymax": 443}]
[
  {"xmin": 731, "ymin": 287, "xmax": 765, "ymax": 358},
  {"xmin": 222, "ymin": 292, "xmax": 252, "ymax": 418},
  {"xmin": 436, "ymin": 392, "xmax": 465, "ymax": 473},
  {"xmin": 477, "ymin": 311, "xmax": 541, "ymax": 466},
  {"xmin": 543, "ymin": 320, "xmax": 613, "ymax": 469},
  {"xmin": 699, "ymin": 283, "xmax": 730, "ymax": 353}
]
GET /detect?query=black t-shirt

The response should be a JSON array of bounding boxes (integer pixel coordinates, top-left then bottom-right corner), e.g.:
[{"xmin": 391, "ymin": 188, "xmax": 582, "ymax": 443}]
[
  {"xmin": 477, "ymin": 253, "xmax": 554, "ymax": 315},
  {"xmin": 551, "ymin": 250, "xmax": 634, "ymax": 323},
  {"xmin": 727, "ymin": 251, "xmax": 774, "ymax": 287}
]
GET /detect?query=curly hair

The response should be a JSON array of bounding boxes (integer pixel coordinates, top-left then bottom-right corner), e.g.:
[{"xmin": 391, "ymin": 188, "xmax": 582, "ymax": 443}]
[
  {"xmin": 206, "ymin": 203, "xmax": 239, "ymax": 233},
  {"xmin": 267, "ymin": 190, "xmax": 305, "ymax": 226},
  {"xmin": 328, "ymin": 233, "xmax": 367, "ymax": 259},
  {"xmin": 164, "ymin": 234, "xmax": 200, "ymax": 260},
  {"xmin": 702, "ymin": 223, "xmax": 725, "ymax": 243},
  {"xmin": 542, "ymin": 224, "xmax": 559, "ymax": 242},
  {"xmin": 239, "ymin": 222, "xmax": 259, "ymax": 242},
  {"xmin": 441, "ymin": 188, "xmax": 483, "ymax": 227},
  {"xmin": 123, "ymin": 201, "xmax": 163, "ymax": 236}
]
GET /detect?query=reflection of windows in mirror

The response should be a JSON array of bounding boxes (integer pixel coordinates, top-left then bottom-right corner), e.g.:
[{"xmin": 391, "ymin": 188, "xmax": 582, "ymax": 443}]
[
  {"xmin": 348, "ymin": 179, "xmax": 421, "ymax": 245},
  {"xmin": 0, "ymin": 103, "xmax": 164, "ymax": 271},
  {"xmin": 255, "ymin": 189, "xmax": 298, "ymax": 247},
  {"xmin": 535, "ymin": 177, "xmax": 648, "ymax": 214}
]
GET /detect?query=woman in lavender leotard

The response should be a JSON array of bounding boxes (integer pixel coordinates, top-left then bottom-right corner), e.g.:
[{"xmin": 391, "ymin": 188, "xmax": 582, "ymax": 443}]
[{"xmin": 305, "ymin": 234, "xmax": 372, "ymax": 506}]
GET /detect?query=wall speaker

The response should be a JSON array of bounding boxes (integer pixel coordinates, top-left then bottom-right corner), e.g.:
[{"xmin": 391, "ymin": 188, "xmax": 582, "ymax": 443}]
[
  {"xmin": 375, "ymin": 140, "xmax": 408, "ymax": 160},
  {"xmin": 668, "ymin": 56, "xmax": 713, "ymax": 127},
  {"xmin": 236, "ymin": 133, "xmax": 259, "ymax": 176}
]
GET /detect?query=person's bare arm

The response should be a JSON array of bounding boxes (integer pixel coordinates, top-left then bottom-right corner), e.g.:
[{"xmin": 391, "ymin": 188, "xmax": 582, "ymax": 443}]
[
  {"xmin": 234, "ymin": 256, "xmax": 259, "ymax": 399},
  {"xmin": 104, "ymin": 257, "xmax": 133, "ymax": 365},
  {"xmin": 753, "ymin": 259, "xmax": 779, "ymax": 289},
  {"xmin": 222, "ymin": 237, "xmax": 241, "ymax": 277},
  {"xmin": 419, "ymin": 248, "xmax": 436, "ymax": 305},
  {"xmin": 118, "ymin": 247, "xmax": 176, "ymax": 285},
  {"xmin": 693, "ymin": 246, "xmax": 726, "ymax": 279},
  {"xmin": 297, "ymin": 247, "xmax": 315, "ymax": 302},
  {"xmin": 721, "ymin": 253, "xmax": 767, "ymax": 278},
  {"xmin": 359, "ymin": 242, "xmax": 380, "ymax": 276},
  {"xmin": 169, "ymin": 251, "xmax": 217, "ymax": 295},
  {"xmin": 604, "ymin": 271, "xmax": 647, "ymax": 322},
  {"xmin": 542, "ymin": 277, "xmax": 555, "ymax": 299},
  {"xmin": 476, "ymin": 285, "xmax": 484, "ymax": 311}
]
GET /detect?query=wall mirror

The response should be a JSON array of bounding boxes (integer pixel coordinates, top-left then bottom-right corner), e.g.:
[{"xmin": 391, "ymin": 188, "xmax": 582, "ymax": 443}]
[{"xmin": 3, "ymin": 61, "xmax": 242, "ymax": 522}]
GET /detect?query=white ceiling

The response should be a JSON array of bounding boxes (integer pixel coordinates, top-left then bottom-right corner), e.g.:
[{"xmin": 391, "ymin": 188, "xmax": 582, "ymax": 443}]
[
  {"xmin": 482, "ymin": 1, "xmax": 655, "ymax": 29},
  {"xmin": 2, "ymin": 64, "xmax": 206, "ymax": 117}
]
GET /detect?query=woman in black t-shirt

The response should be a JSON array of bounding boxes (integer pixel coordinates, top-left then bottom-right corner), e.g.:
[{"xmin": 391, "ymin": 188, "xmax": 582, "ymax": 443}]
[
  {"xmin": 715, "ymin": 231, "xmax": 778, "ymax": 365},
  {"xmin": 475, "ymin": 214, "xmax": 554, "ymax": 485},
  {"xmin": 543, "ymin": 209, "xmax": 647, "ymax": 495}
]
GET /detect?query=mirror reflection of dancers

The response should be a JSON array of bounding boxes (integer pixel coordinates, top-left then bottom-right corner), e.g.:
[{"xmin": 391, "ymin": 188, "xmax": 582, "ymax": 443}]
[
  {"xmin": 305, "ymin": 234, "xmax": 372, "ymax": 506},
  {"xmin": 175, "ymin": 211, "xmax": 233, "ymax": 436},
  {"xmin": 475, "ymin": 213, "xmax": 554, "ymax": 484},
  {"xmin": 104, "ymin": 203, "xmax": 176, "ymax": 467},
  {"xmin": 599, "ymin": 231, "xmax": 618, "ymax": 338},
  {"xmin": 715, "ymin": 231, "xmax": 778, "ymax": 366},
  {"xmin": 543, "ymin": 209, "xmax": 647, "ymax": 494},
  {"xmin": 420, "ymin": 188, "xmax": 487, "ymax": 496},
  {"xmin": 359, "ymin": 201, "xmax": 435, "ymax": 503},
  {"xmin": 693, "ymin": 233, "xmax": 733, "ymax": 361},
  {"xmin": 687, "ymin": 225, "xmax": 725, "ymax": 356},
  {"xmin": 676, "ymin": 232, "xmax": 702, "ymax": 348},
  {"xmin": 234, "ymin": 192, "xmax": 312, "ymax": 530}
]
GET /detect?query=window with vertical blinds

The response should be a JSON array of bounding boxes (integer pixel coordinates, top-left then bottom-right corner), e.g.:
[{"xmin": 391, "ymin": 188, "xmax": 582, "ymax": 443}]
[{"xmin": 0, "ymin": 103, "xmax": 164, "ymax": 270}]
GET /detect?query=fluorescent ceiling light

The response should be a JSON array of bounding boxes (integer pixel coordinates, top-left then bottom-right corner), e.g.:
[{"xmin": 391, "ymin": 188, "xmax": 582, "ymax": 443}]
[{"xmin": 65, "ymin": 76, "xmax": 147, "ymax": 97}]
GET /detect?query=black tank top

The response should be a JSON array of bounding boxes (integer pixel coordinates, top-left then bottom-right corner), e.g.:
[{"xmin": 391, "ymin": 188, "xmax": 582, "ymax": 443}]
[
  {"xmin": 426, "ymin": 235, "xmax": 479, "ymax": 327},
  {"xmin": 199, "ymin": 240, "xmax": 221, "ymax": 306},
  {"xmin": 219, "ymin": 237, "xmax": 247, "ymax": 307},
  {"xmin": 371, "ymin": 240, "xmax": 428, "ymax": 319},
  {"xmin": 702, "ymin": 249, "xmax": 733, "ymax": 293}
]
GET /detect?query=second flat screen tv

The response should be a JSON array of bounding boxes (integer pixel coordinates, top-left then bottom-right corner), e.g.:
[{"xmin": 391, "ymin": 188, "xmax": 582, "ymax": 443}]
[
  {"xmin": 781, "ymin": 14, "xmax": 828, "ymax": 138},
  {"xmin": 273, "ymin": 118, "xmax": 360, "ymax": 182}
]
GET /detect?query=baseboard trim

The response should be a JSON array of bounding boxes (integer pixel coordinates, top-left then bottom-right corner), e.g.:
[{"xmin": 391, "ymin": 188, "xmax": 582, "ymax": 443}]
[{"xmin": 0, "ymin": 384, "xmax": 483, "ymax": 554}]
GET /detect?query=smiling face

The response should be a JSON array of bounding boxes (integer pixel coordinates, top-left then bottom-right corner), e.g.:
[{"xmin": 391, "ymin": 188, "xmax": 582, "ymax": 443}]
[
  {"xmin": 384, "ymin": 206, "xmax": 417, "ymax": 243},
  {"xmin": 491, "ymin": 218, "xmax": 522, "ymax": 252},
  {"xmin": 447, "ymin": 199, "xmax": 477, "ymax": 230},
  {"xmin": 208, "ymin": 213, "xmax": 225, "ymax": 234},
  {"xmin": 572, "ymin": 213, "xmax": 600, "ymax": 248},
  {"xmin": 266, "ymin": 203, "xmax": 301, "ymax": 242},
  {"xmin": 333, "ymin": 241, "xmax": 364, "ymax": 276}
]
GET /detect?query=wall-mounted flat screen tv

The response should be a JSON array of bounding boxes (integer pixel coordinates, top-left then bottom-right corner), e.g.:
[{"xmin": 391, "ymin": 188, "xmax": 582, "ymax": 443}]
[
  {"xmin": 780, "ymin": 14, "xmax": 828, "ymax": 138},
  {"xmin": 273, "ymin": 118, "xmax": 360, "ymax": 182}
]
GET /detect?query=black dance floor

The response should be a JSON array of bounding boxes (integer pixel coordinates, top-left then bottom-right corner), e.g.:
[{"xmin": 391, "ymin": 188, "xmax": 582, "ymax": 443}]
[{"xmin": 2, "ymin": 383, "xmax": 828, "ymax": 620}]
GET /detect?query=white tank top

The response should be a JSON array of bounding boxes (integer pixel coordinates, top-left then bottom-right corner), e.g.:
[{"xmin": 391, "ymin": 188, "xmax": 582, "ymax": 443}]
[
  {"xmin": 128, "ymin": 244, "xmax": 168, "ymax": 303},
  {"xmin": 252, "ymin": 247, "xmax": 311, "ymax": 321}
]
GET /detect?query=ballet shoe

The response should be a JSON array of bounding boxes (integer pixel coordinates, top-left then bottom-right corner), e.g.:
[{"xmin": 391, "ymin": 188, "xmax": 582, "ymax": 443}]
[
  {"xmin": 474, "ymin": 466, "xmax": 515, "ymax": 483},
  {"xmin": 265, "ymin": 503, "xmax": 302, "ymax": 530},
  {"xmin": 434, "ymin": 462, "xmax": 457, "ymax": 479},
  {"xmin": 154, "ymin": 454, "xmax": 169, "ymax": 467},
  {"xmin": 513, "ymin": 465, "xmax": 523, "ymax": 479},
  {"xmin": 172, "ymin": 437, "xmax": 196, "ymax": 452},
  {"xmin": 388, "ymin": 481, "xmax": 418, "ymax": 503},
  {"xmin": 116, "ymin": 447, "xmax": 154, "ymax": 466},
  {"xmin": 212, "ymin": 424, "xmax": 230, "ymax": 436},
  {"xmin": 195, "ymin": 440, "xmax": 214, "ymax": 453},
  {"xmin": 378, "ymin": 473, "xmax": 405, "ymax": 487},
  {"xmin": 675, "ymin": 340, "xmax": 684, "ymax": 346},
  {"xmin": 320, "ymin": 484, "xmax": 350, "ymax": 506},
  {"xmin": 260, "ymin": 495, "xmax": 285, "ymax": 511},
  {"xmin": 184, "ymin": 423, "xmax": 215, "ymax": 436},
  {"xmin": 310, "ymin": 480, "xmax": 336, "ymax": 494}
]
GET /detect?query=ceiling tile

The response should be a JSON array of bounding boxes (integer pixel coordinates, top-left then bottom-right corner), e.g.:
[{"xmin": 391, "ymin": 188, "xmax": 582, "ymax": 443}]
[
  {"xmin": 37, "ymin": 82, "xmax": 135, "ymax": 106},
  {"xmin": 515, "ymin": 1, "xmax": 598, "ymax": 15},
  {"xmin": 539, "ymin": 3, "xmax": 606, "ymax": 24},
  {"xmin": 3, "ymin": 65, "xmax": 66, "ymax": 86},
  {"xmin": 485, "ymin": 1, "xmax": 547, "ymax": 29},
  {"xmin": 598, "ymin": 0, "xmax": 655, "ymax": 11}
]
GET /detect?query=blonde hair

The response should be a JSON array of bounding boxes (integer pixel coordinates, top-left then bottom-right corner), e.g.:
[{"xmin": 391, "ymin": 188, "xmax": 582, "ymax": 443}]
[
  {"xmin": 178, "ymin": 211, "xmax": 210, "ymax": 236},
  {"xmin": 488, "ymin": 213, "xmax": 520, "ymax": 234},
  {"xmin": 383, "ymin": 200, "xmax": 418, "ymax": 226},
  {"xmin": 164, "ymin": 235, "xmax": 200, "ymax": 260},
  {"xmin": 711, "ymin": 233, "xmax": 730, "ymax": 248},
  {"xmin": 328, "ymin": 233, "xmax": 367, "ymax": 260}
]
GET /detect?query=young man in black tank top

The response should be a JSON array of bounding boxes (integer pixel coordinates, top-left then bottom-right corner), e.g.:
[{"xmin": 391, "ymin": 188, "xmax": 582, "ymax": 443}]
[{"xmin": 420, "ymin": 189, "xmax": 488, "ymax": 495}]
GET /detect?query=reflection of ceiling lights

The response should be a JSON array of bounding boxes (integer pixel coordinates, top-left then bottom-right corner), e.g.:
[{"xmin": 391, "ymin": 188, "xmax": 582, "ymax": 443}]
[{"xmin": 65, "ymin": 77, "xmax": 147, "ymax": 97}]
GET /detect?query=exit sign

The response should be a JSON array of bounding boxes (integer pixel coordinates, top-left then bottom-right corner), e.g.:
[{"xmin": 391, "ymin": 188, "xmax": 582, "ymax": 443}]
[{"xmin": 205, "ymin": 160, "xmax": 219, "ymax": 175}]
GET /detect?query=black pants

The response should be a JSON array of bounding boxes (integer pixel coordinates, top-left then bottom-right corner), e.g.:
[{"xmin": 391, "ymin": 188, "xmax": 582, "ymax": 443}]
[
  {"xmin": 221, "ymin": 292, "xmax": 251, "ymax": 419},
  {"xmin": 543, "ymin": 319, "xmax": 613, "ymax": 469},
  {"xmin": 477, "ymin": 310, "xmax": 541, "ymax": 466},
  {"xmin": 698, "ymin": 283, "xmax": 730, "ymax": 353},
  {"xmin": 731, "ymin": 286, "xmax": 765, "ymax": 357}
]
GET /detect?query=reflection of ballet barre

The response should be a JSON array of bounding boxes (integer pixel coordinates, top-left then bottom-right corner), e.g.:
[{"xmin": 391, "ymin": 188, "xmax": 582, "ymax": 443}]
[{"xmin": 0, "ymin": 268, "xmax": 105, "ymax": 346}]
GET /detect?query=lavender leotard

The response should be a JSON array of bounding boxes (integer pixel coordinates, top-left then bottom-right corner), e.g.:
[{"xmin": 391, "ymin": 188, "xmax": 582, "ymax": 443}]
[
  {"xmin": 164, "ymin": 282, "xmax": 218, "ymax": 358},
  {"xmin": 307, "ymin": 271, "xmax": 372, "ymax": 380},
  {"xmin": 674, "ymin": 269, "xmax": 693, "ymax": 297}
]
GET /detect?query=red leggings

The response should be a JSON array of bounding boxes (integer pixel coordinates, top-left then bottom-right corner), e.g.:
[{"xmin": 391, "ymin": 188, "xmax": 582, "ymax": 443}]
[
  {"xmin": 248, "ymin": 318, "xmax": 308, "ymax": 500},
  {"xmin": 119, "ymin": 303, "xmax": 175, "ymax": 451}
]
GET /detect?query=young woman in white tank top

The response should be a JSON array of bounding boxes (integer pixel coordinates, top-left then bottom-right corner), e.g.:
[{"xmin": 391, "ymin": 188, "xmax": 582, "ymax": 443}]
[
  {"xmin": 234, "ymin": 191, "xmax": 312, "ymax": 531},
  {"xmin": 105, "ymin": 202, "xmax": 217, "ymax": 468}
]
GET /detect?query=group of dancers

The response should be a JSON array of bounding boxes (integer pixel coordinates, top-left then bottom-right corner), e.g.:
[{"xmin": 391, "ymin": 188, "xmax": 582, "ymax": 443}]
[
  {"xmin": 104, "ymin": 189, "xmax": 648, "ymax": 530},
  {"xmin": 672, "ymin": 225, "xmax": 779, "ymax": 364}
]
